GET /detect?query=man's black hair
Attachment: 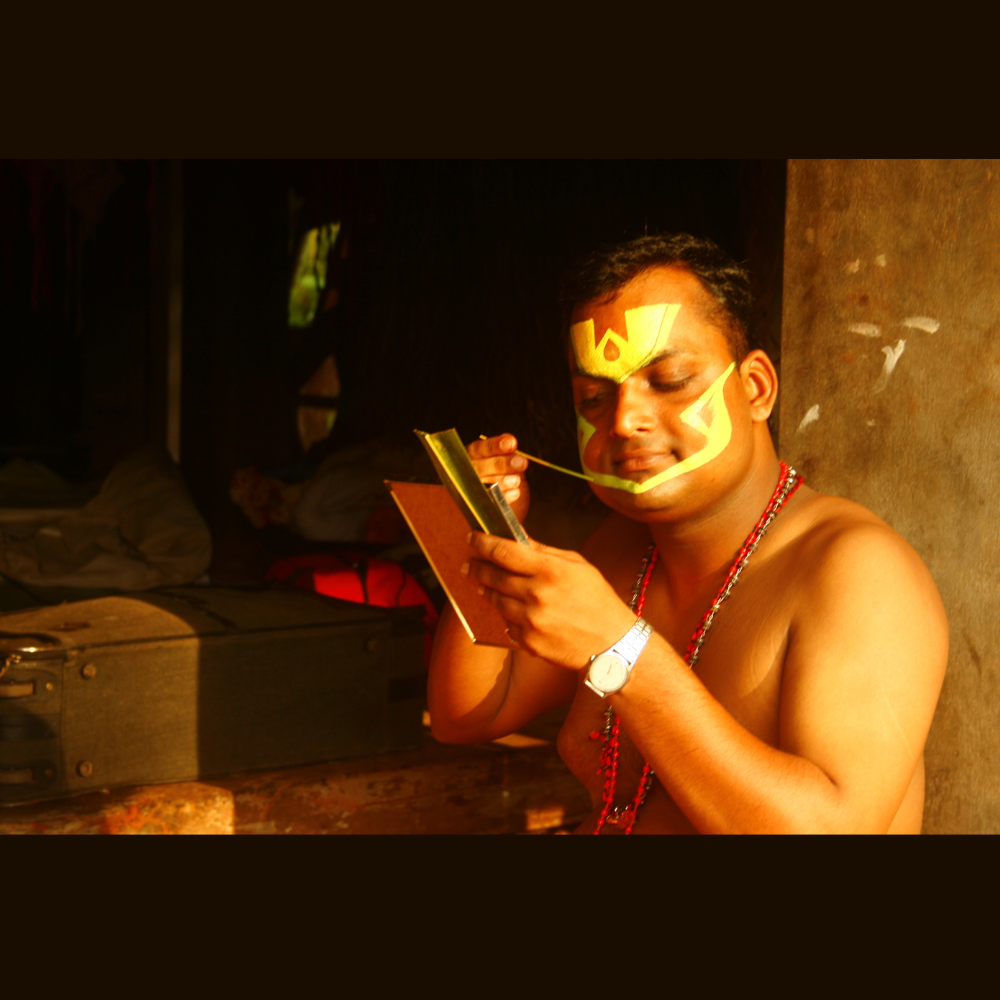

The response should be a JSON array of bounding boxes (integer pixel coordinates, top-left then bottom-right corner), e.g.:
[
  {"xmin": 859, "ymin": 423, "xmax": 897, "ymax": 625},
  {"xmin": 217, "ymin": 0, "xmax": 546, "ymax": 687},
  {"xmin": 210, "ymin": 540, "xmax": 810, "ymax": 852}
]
[{"xmin": 561, "ymin": 233, "xmax": 755, "ymax": 361}]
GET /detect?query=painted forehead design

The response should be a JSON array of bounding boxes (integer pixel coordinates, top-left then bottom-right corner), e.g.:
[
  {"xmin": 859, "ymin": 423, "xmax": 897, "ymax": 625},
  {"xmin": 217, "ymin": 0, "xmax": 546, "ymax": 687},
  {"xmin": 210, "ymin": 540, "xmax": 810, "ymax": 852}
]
[{"xmin": 571, "ymin": 303, "xmax": 681, "ymax": 383}]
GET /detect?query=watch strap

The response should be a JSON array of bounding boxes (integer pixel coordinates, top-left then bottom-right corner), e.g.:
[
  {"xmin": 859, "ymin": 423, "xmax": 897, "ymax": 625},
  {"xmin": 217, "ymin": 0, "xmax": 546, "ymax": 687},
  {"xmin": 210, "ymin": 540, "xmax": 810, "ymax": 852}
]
[{"xmin": 613, "ymin": 617, "xmax": 653, "ymax": 664}]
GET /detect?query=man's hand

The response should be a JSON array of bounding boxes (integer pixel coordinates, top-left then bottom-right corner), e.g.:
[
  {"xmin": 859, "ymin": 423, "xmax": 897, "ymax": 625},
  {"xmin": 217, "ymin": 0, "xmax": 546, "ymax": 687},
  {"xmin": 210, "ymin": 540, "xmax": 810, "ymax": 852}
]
[
  {"xmin": 467, "ymin": 434, "xmax": 531, "ymax": 523},
  {"xmin": 463, "ymin": 531, "xmax": 637, "ymax": 669}
]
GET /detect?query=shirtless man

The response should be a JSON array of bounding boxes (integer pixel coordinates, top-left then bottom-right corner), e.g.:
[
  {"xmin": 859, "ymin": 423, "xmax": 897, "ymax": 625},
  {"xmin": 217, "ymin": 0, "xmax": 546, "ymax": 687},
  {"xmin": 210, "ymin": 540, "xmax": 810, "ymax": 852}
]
[{"xmin": 427, "ymin": 234, "xmax": 948, "ymax": 834}]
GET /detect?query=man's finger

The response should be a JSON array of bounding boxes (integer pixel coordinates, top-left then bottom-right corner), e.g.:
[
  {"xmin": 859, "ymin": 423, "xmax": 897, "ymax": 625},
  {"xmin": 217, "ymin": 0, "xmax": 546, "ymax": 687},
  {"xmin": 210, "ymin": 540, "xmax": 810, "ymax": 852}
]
[
  {"xmin": 466, "ymin": 558, "xmax": 531, "ymax": 599},
  {"xmin": 469, "ymin": 531, "xmax": 584, "ymax": 569},
  {"xmin": 471, "ymin": 456, "xmax": 526, "ymax": 479},
  {"xmin": 528, "ymin": 538, "xmax": 584, "ymax": 562},
  {"xmin": 467, "ymin": 531, "xmax": 545, "ymax": 573},
  {"xmin": 485, "ymin": 588, "xmax": 528, "ymax": 626},
  {"xmin": 468, "ymin": 434, "xmax": 517, "ymax": 459}
]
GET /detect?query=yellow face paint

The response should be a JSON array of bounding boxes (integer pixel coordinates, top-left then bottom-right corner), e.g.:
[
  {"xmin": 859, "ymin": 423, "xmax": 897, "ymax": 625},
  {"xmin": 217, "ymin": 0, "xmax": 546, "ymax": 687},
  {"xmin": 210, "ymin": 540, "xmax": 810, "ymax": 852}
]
[
  {"xmin": 577, "ymin": 362, "xmax": 736, "ymax": 494},
  {"xmin": 571, "ymin": 303, "xmax": 681, "ymax": 383}
]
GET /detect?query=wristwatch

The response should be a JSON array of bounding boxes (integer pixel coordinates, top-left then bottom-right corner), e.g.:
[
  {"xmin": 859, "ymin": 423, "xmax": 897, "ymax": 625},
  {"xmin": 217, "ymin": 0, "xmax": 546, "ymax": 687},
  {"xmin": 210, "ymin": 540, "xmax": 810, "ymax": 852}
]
[{"xmin": 584, "ymin": 618, "xmax": 654, "ymax": 697}]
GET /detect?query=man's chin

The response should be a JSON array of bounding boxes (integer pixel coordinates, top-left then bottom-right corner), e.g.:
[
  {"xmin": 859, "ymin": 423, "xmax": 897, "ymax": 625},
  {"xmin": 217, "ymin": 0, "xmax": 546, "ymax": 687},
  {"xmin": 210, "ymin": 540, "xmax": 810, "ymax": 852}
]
[{"xmin": 591, "ymin": 477, "xmax": 685, "ymax": 517}]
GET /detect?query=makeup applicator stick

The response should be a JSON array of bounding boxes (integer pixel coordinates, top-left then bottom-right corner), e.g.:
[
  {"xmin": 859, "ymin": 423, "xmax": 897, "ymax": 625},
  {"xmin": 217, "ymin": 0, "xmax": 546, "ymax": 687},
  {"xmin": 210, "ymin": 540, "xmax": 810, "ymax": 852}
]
[{"xmin": 478, "ymin": 436, "xmax": 594, "ymax": 482}]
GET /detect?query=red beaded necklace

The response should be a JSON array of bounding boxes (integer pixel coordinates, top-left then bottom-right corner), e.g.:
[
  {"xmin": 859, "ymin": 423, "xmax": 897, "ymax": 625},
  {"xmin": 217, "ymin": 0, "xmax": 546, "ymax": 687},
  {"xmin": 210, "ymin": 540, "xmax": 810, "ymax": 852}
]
[{"xmin": 591, "ymin": 461, "xmax": 803, "ymax": 835}]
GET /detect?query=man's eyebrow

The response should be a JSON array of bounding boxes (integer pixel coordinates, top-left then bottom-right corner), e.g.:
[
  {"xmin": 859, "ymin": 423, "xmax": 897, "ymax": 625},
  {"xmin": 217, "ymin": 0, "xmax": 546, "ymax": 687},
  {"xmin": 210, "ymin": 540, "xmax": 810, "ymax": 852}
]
[{"xmin": 643, "ymin": 349, "xmax": 690, "ymax": 366}]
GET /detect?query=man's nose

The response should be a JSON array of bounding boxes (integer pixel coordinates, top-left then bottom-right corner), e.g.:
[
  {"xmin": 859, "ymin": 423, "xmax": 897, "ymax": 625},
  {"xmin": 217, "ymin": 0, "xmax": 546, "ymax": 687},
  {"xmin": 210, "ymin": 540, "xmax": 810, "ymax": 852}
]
[{"xmin": 611, "ymin": 382, "xmax": 655, "ymax": 438}]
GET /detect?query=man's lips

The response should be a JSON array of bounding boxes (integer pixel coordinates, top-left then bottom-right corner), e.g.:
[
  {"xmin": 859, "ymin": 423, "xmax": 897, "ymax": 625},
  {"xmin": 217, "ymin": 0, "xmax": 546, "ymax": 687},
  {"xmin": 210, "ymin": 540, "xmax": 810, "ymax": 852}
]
[{"xmin": 611, "ymin": 450, "xmax": 672, "ymax": 473}]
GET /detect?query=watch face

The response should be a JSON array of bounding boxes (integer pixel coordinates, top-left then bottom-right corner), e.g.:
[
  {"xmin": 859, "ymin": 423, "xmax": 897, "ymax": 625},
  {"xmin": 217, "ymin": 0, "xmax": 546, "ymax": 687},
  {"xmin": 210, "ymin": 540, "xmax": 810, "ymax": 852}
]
[{"xmin": 590, "ymin": 653, "xmax": 628, "ymax": 692}]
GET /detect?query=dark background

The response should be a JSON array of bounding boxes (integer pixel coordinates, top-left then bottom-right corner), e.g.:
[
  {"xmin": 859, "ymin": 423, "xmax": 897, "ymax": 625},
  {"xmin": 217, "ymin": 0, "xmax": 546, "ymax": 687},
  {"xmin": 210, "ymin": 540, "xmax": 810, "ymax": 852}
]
[{"xmin": 0, "ymin": 160, "xmax": 786, "ymax": 579}]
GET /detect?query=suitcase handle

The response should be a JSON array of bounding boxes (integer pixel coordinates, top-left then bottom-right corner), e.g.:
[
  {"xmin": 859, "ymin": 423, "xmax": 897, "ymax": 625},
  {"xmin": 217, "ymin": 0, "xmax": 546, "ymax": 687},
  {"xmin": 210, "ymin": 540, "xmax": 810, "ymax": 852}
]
[
  {"xmin": 0, "ymin": 653, "xmax": 22, "ymax": 680},
  {"xmin": 0, "ymin": 767, "xmax": 34, "ymax": 785},
  {"xmin": 0, "ymin": 680, "xmax": 34, "ymax": 700}
]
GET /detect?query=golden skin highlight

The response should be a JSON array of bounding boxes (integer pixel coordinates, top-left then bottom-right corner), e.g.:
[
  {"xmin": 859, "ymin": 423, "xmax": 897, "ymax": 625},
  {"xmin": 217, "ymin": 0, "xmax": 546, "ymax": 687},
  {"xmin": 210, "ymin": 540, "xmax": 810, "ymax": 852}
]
[{"xmin": 576, "ymin": 362, "xmax": 736, "ymax": 494}]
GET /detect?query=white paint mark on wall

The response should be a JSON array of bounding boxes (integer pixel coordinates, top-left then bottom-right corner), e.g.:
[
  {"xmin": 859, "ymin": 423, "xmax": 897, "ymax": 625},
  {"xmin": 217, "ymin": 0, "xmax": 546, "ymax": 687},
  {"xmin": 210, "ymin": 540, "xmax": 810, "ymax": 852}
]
[
  {"xmin": 874, "ymin": 339, "xmax": 906, "ymax": 393},
  {"xmin": 875, "ymin": 254, "xmax": 887, "ymax": 267},
  {"xmin": 846, "ymin": 259, "xmax": 860, "ymax": 274},
  {"xmin": 848, "ymin": 322, "xmax": 882, "ymax": 338},
  {"xmin": 901, "ymin": 316, "xmax": 941, "ymax": 334},
  {"xmin": 866, "ymin": 419, "xmax": 876, "ymax": 427},
  {"xmin": 798, "ymin": 404, "xmax": 820, "ymax": 432}
]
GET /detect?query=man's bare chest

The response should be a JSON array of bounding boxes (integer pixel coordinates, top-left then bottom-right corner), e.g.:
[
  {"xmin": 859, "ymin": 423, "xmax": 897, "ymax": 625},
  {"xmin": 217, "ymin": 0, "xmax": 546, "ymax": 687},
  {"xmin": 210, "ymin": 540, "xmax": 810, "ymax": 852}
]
[
  {"xmin": 558, "ymin": 556, "xmax": 793, "ymax": 800},
  {"xmin": 643, "ymin": 565, "xmax": 791, "ymax": 743}
]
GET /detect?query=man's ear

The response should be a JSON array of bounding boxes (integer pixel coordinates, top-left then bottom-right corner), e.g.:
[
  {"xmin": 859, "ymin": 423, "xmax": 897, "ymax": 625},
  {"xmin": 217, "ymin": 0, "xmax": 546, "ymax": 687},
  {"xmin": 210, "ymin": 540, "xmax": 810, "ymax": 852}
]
[{"xmin": 739, "ymin": 350, "xmax": 778, "ymax": 422}]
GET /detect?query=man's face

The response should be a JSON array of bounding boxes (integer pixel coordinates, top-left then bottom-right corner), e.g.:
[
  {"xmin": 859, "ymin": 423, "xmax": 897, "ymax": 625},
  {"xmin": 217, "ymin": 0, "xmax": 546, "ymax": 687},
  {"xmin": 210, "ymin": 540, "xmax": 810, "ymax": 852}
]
[{"xmin": 569, "ymin": 266, "xmax": 752, "ymax": 518}]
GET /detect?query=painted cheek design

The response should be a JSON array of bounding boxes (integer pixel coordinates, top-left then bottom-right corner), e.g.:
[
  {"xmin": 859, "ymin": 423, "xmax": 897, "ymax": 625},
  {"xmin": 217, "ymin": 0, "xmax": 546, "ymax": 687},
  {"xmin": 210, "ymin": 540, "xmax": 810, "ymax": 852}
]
[{"xmin": 577, "ymin": 362, "xmax": 737, "ymax": 494}]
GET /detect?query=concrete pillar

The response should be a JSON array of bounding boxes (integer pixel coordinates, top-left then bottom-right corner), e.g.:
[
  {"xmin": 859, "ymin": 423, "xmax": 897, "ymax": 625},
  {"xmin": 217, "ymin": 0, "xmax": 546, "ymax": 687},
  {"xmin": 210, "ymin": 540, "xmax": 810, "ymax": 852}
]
[{"xmin": 780, "ymin": 159, "xmax": 1000, "ymax": 833}]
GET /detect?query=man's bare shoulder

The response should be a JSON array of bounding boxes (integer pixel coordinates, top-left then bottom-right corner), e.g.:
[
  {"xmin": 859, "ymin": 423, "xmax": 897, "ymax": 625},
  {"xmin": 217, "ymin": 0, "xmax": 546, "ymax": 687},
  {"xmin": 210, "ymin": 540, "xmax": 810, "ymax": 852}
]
[
  {"xmin": 788, "ymin": 490, "xmax": 935, "ymax": 582},
  {"xmin": 782, "ymin": 487, "xmax": 948, "ymax": 654}
]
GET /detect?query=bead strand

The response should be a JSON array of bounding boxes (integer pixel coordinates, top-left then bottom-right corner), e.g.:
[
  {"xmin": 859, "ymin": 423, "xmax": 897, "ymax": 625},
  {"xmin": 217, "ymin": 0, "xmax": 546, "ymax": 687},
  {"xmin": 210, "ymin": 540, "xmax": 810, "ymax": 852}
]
[{"xmin": 593, "ymin": 462, "xmax": 802, "ymax": 835}]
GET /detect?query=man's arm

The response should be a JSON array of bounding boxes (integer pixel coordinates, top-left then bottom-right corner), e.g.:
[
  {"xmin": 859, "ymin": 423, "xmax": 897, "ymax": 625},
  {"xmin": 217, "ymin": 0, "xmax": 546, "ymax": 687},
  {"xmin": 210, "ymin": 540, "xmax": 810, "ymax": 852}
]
[
  {"xmin": 466, "ymin": 520, "xmax": 948, "ymax": 833},
  {"xmin": 427, "ymin": 605, "xmax": 576, "ymax": 743},
  {"xmin": 426, "ymin": 431, "xmax": 579, "ymax": 744},
  {"xmin": 616, "ymin": 522, "xmax": 946, "ymax": 833}
]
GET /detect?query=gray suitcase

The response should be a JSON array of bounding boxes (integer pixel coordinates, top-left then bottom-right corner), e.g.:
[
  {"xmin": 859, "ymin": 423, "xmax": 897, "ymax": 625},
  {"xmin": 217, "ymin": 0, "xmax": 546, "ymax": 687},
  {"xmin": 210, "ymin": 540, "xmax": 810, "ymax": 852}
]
[{"xmin": 0, "ymin": 585, "xmax": 426, "ymax": 805}]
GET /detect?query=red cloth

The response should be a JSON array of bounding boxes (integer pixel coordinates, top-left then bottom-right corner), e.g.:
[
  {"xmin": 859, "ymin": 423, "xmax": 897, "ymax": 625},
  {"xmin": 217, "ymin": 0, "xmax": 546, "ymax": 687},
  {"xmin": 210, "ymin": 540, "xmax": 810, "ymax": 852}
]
[{"xmin": 266, "ymin": 553, "xmax": 439, "ymax": 669}]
